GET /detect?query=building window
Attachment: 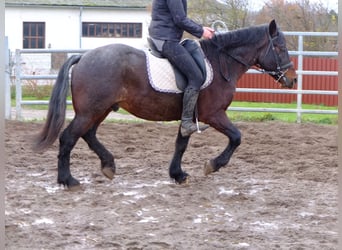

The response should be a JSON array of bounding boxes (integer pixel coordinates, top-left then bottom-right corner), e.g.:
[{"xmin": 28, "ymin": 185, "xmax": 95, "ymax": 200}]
[
  {"xmin": 23, "ymin": 22, "xmax": 45, "ymax": 49},
  {"xmin": 82, "ymin": 22, "xmax": 142, "ymax": 38}
]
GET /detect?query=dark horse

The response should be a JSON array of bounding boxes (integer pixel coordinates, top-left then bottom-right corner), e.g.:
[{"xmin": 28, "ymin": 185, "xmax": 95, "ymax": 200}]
[{"xmin": 34, "ymin": 20, "xmax": 297, "ymax": 189}]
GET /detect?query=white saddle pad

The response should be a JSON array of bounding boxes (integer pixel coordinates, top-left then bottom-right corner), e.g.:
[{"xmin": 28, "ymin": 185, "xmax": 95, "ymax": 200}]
[{"xmin": 144, "ymin": 50, "xmax": 214, "ymax": 94}]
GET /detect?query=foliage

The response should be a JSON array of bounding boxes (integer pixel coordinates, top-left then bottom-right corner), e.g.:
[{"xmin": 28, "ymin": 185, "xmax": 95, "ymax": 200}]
[
  {"xmin": 21, "ymin": 81, "xmax": 54, "ymax": 99},
  {"xmin": 11, "ymin": 83, "xmax": 68, "ymax": 99},
  {"xmin": 254, "ymin": 0, "xmax": 338, "ymax": 51},
  {"xmin": 187, "ymin": 0, "xmax": 337, "ymax": 51},
  {"xmin": 188, "ymin": 0, "xmax": 249, "ymax": 30}
]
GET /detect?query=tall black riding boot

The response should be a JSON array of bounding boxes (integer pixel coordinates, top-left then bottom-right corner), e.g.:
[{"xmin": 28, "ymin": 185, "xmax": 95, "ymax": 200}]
[{"xmin": 180, "ymin": 88, "xmax": 209, "ymax": 137}]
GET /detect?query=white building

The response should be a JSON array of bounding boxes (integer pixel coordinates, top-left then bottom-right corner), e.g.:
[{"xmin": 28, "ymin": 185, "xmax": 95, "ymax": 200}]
[{"xmin": 5, "ymin": 0, "xmax": 152, "ymax": 52}]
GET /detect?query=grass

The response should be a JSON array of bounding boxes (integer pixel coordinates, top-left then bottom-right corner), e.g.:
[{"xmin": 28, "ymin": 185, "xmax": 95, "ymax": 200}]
[
  {"xmin": 17, "ymin": 99, "xmax": 337, "ymax": 125},
  {"xmin": 116, "ymin": 101, "xmax": 337, "ymax": 125},
  {"xmin": 228, "ymin": 101, "xmax": 337, "ymax": 124},
  {"xmin": 13, "ymin": 84, "xmax": 337, "ymax": 125}
]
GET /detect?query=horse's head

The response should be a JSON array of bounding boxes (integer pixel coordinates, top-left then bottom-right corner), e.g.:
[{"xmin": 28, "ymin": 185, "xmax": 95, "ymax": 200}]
[{"xmin": 256, "ymin": 20, "xmax": 297, "ymax": 88}]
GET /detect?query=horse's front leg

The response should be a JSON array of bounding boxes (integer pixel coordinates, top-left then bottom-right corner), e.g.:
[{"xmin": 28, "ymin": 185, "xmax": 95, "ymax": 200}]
[
  {"xmin": 169, "ymin": 128, "xmax": 191, "ymax": 184},
  {"xmin": 204, "ymin": 113, "xmax": 241, "ymax": 175}
]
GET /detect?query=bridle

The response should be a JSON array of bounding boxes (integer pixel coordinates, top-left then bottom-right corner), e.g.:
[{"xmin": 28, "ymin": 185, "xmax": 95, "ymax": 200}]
[
  {"xmin": 213, "ymin": 29, "xmax": 293, "ymax": 84},
  {"xmin": 255, "ymin": 31, "xmax": 293, "ymax": 83}
]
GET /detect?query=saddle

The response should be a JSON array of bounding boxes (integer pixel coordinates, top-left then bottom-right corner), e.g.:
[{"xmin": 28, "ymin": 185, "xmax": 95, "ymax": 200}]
[{"xmin": 147, "ymin": 37, "xmax": 208, "ymax": 91}]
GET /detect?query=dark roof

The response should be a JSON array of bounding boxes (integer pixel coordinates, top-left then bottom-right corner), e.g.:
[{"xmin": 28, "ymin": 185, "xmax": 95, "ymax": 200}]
[{"xmin": 5, "ymin": 0, "xmax": 151, "ymax": 8}]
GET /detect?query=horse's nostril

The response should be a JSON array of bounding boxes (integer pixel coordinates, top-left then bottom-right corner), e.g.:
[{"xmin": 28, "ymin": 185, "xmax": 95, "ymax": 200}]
[{"xmin": 294, "ymin": 78, "xmax": 298, "ymax": 83}]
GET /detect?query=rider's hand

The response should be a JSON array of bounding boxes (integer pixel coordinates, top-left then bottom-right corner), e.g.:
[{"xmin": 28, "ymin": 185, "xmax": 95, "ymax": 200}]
[{"xmin": 202, "ymin": 27, "xmax": 215, "ymax": 39}]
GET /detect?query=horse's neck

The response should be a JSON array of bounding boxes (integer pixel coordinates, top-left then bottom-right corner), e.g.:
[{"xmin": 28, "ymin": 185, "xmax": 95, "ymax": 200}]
[
  {"xmin": 200, "ymin": 37, "xmax": 263, "ymax": 83},
  {"xmin": 232, "ymin": 45, "xmax": 259, "ymax": 67},
  {"xmin": 200, "ymin": 28, "xmax": 269, "ymax": 84},
  {"xmin": 212, "ymin": 47, "xmax": 257, "ymax": 83}
]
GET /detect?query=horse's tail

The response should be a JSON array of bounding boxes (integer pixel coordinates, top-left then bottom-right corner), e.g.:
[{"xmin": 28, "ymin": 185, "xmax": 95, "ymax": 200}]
[{"xmin": 33, "ymin": 54, "xmax": 82, "ymax": 152}]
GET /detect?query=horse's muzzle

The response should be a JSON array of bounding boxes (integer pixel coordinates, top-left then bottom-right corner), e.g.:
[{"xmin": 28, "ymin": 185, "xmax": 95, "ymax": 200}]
[{"xmin": 279, "ymin": 67, "xmax": 297, "ymax": 89}]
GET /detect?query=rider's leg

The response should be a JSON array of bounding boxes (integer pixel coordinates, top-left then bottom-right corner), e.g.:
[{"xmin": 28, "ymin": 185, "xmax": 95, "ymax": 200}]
[
  {"xmin": 162, "ymin": 41, "xmax": 208, "ymax": 137},
  {"xmin": 180, "ymin": 86, "xmax": 209, "ymax": 136}
]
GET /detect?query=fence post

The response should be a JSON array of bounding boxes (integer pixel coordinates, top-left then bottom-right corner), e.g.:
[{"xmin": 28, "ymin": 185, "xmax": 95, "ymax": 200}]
[
  {"xmin": 296, "ymin": 35, "xmax": 304, "ymax": 123},
  {"xmin": 15, "ymin": 49, "xmax": 22, "ymax": 120},
  {"xmin": 5, "ymin": 37, "xmax": 11, "ymax": 119}
]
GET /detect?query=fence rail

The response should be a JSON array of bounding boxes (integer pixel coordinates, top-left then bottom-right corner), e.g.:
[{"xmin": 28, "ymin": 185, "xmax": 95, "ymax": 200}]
[{"xmin": 8, "ymin": 31, "xmax": 338, "ymax": 122}]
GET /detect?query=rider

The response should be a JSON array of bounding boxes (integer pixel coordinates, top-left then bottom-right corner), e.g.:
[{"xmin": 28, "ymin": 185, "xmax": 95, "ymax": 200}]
[{"xmin": 148, "ymin": 0, "xmax": 214, "ymax": 137}]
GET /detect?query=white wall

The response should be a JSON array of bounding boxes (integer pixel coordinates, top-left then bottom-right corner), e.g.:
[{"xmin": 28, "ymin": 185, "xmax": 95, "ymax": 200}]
[
  {"xmin": 5, "ymin": 6, "xmax": 151, "ymax": 52},
  {"xmin": 81, "ymin": 8, "xmax": 150, "ymax": 49},
  {"xmin": 45, "ymin": 8, "xmax": 80, "ymax": 49},
  {"xmin": 5, "ymin": 5, "xmax": 151, "ymax": 78}
]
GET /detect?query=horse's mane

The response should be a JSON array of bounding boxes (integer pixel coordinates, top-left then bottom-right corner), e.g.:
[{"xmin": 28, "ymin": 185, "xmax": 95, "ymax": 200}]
[{"xmin": 200, "ymin": 24, "xmax": 269, "ymax": 55}]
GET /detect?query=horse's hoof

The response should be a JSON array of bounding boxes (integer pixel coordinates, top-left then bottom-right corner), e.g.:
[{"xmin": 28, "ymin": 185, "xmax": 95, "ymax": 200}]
[
  {"xmin": 58, "ymin": 175, "xmax": 81, "ymax": 189},
  {"xmin": 68, "ymin": 184, "xmax": 83, "ymax": 192},
  {"xmin": 204, "ymin": 160, "xmax": 215, "ymax": 176},
  {"xmin": 102, "ymin": 167, "xmax": 115, "ymax": 180},
  {"xmin": 175, "ymin": 173, "xmax": 190, "ymax": 185},
  {"xmin": 179, "ymin": 176, "xmax": 190, "ymax": 185},
  {"xmin": 182, "ymin": 175, "xmax": 190, "ymax": 185}
]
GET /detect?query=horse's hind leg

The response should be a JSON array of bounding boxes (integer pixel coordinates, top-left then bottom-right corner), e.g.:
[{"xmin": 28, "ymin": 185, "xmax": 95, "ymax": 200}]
[
  {"xmin": 169, "ymin": 128, "xmax": 191, "ymax": 184},
  {"xmin": 57, "ymin": 118, "xmax": 88, "ymax": 188},
  {"xmin": 82, "ymin": 118, "xmax": 115, "ymax": 180}
]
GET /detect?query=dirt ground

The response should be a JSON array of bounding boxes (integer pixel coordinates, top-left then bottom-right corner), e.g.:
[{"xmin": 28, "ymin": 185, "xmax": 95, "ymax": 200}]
[{"xmin": 5, "ymin": 119, "xmax": 338, "ymax": 249}]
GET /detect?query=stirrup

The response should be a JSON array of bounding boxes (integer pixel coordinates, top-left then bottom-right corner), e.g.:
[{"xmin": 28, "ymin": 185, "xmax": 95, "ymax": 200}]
[{"xmin": 180, "ymin": 121, "xmax": 209, "ymax": 137}]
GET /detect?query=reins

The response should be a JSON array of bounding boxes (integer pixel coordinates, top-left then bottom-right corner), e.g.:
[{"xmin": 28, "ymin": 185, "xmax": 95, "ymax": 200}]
[{"xmin": 209, "ymin": 28, "xmax": 293, "ymax": 83}]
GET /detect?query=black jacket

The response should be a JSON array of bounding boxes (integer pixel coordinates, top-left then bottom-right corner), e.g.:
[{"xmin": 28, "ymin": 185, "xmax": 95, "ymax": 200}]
[{"xmin": 148, "ymin": 0, "xmax": 203, "ymax": 42}]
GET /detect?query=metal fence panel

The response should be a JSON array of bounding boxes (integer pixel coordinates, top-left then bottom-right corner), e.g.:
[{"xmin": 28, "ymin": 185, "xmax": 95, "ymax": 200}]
[
  {"xmin": 12, "ymin": 32, "xmax": 338, "ymax": 122},
  {"xmin": 236, "ymin": 57, "xmax": 338, "ymax": 106}
]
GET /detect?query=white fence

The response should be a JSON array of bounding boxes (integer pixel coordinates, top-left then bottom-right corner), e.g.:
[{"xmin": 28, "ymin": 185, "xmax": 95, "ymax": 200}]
[{"xmin": 6, "ymin": 31, "xmax": 338, "ymax": 122}]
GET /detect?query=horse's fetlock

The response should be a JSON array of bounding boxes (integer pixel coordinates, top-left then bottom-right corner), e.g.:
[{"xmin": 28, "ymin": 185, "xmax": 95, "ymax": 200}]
[
  {"xmin": 234, "ymin": 137, "xmax": 241, "ymax": 146},
  {"xmin": 230, "ymin": 131, "xmax": 241, "ymax": 146}
]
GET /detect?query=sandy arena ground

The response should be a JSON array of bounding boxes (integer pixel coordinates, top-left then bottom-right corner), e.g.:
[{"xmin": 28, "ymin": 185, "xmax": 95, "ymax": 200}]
[{"xmin": 5, "ymin": 118, "xmax": 337, "ymax": 249}]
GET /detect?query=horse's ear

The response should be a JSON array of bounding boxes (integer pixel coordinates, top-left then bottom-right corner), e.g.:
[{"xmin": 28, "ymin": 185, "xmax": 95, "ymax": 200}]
[{"xmin": 269, "ymin": 19, "xmax": 278, "ymax": 38}]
